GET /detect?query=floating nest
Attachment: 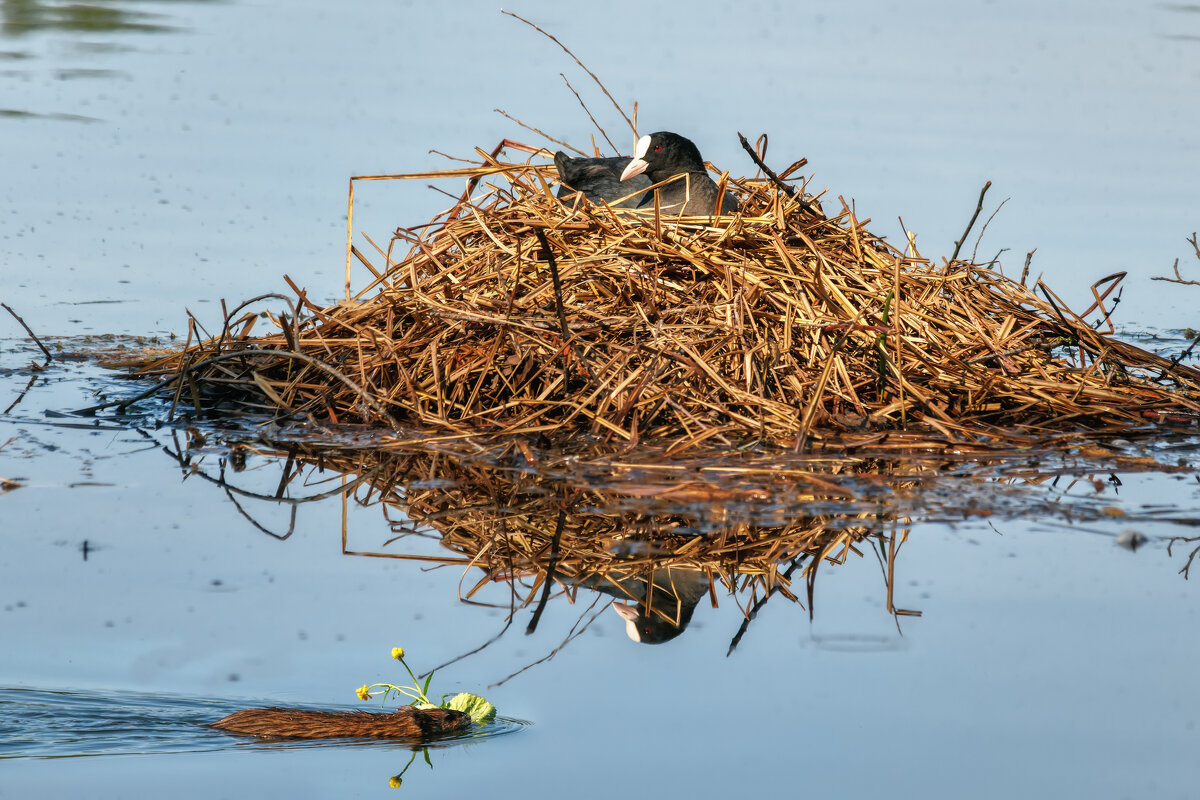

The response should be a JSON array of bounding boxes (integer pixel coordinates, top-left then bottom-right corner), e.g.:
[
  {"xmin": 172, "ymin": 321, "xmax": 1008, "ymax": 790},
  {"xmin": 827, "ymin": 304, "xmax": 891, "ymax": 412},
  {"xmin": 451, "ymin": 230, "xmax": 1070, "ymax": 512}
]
[{"xmin": 130, "ymin": 139, "xmax": 1200, "ymax": 451}]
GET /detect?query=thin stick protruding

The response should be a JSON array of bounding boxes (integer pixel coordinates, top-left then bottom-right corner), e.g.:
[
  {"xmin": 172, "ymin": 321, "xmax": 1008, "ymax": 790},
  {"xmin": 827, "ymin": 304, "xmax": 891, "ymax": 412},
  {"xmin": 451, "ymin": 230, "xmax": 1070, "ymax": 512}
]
[
  {"xmin": 1, "ymin": 302, "xmax": 52, "ymax": 365},
  {"xmin": 950, "ymin": 181, "xmax": 991, "ymax": 263},
  {"xmin": 502, "ymin": 10, "xmax": 637, "ymax": 138}
]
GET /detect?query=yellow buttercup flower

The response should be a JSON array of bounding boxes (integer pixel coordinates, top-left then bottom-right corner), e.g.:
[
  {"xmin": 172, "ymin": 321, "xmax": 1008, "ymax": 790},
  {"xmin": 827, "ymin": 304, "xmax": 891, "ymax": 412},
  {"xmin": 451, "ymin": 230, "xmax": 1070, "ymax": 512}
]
[
  {"xmin": 356, "ymin": 685, "xmax": 373, "ymax": 701},
  {"xmin": 391, "ymin": 647, "xmax": 405, "ymax": 660},
  {"xmin": 388, "ymin": 776, "xmax": 403, "ymax": 788}
]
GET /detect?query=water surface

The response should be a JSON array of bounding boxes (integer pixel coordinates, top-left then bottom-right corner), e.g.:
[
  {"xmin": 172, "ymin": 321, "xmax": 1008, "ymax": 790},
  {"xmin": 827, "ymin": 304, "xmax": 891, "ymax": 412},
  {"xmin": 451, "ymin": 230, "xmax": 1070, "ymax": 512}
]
[{"xmin": 2, "ymin": 1, "xmax": 1200, "ymax": 798}]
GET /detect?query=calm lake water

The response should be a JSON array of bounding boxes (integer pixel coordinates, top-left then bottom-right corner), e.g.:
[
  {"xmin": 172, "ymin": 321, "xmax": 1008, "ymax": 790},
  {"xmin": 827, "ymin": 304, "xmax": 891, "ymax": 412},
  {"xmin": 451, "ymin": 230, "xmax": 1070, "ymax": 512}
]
[{"xmin": 2, "ymin": 1, "xmax": 1199, "ymax": 798}]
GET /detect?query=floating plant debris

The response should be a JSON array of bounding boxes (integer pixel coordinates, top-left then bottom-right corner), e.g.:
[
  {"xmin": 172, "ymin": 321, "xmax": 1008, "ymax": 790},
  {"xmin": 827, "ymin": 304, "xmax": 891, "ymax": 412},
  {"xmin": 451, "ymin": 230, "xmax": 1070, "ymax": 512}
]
[{"xmin": 121, "ymin": 137, "xmax": 1200, "ymax": 453}]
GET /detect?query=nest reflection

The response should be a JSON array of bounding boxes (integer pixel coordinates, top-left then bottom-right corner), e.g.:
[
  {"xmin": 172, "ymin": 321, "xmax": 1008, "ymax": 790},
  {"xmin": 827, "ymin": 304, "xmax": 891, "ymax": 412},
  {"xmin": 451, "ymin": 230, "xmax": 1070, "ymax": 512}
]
[
  {"xmin": 180, "ymin": 430, "xmax": 1084, "ymax": 655},
  {"xmin": 377, "ymin": 450, "xmax": 923, "ymax": 645},
  {"xmin": 163, "ymin": 426, "xmax": 1193, "ymax": 655}
]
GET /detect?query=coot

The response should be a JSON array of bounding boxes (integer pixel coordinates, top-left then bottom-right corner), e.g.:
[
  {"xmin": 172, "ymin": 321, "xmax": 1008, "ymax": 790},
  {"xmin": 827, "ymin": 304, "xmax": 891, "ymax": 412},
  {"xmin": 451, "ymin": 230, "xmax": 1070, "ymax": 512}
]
[
  {"xmin": 554, "ymin": 151, "xmax": 652, "ymax": 209},
  {"xmin": 619, "ymin": 131, "xmax": 738, "ymax": 216},
  {"xmin": 581, "ymin": 566, "xmax": 711, "ymax": 644}
]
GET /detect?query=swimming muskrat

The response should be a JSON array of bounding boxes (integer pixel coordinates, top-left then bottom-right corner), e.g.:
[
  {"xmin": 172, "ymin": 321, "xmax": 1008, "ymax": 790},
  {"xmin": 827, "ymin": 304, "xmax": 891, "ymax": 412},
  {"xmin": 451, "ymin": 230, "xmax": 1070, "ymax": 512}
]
[{"xmin": 210, "ymin": 705, "xmax": 471, "ymax": 740}]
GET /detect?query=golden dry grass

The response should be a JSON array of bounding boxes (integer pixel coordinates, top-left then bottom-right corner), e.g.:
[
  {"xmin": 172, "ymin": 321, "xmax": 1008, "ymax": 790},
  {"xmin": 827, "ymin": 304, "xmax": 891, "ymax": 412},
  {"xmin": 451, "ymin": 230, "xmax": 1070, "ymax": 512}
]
[{"xmin": 128, "ymin": 141, "xmax": 1200, "ymax": 453}]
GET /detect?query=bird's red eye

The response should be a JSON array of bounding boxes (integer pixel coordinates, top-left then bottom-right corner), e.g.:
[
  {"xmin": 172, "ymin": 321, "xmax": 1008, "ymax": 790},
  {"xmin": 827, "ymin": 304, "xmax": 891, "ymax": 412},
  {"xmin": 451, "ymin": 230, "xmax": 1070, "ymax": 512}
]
[{"xmin": 654, "ymin": 145, "xmax": 662, "ymax": 151}]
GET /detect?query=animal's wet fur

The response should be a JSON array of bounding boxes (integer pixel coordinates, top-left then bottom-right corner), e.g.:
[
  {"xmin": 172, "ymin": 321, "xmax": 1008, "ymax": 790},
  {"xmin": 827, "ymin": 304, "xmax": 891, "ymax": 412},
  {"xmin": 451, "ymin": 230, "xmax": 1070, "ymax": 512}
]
[{"xmin": 210, "ymin": 705, "xmax": 471, "ymax": 740}]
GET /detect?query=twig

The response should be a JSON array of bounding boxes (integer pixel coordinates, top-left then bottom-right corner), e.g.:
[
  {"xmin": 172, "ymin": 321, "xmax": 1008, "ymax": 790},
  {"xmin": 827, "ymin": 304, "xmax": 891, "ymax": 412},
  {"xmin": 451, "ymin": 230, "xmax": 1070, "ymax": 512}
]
[
  {"xmin": 493, "ymin": 109, "xmax": 586, "ymax": 156},
  {"xmin": 1154, "ymin": 331, "xmax": 1200, "ymax": 383},
  {"xmin": 1151, "ymin": 258, "xmax": 1200, "ymax": 286},
  {"xmin": 72, "ymin": 372, "xmax": 180, "ymax": 416},
  {"xmin": 736, "ymin": 132, "xmax": 819, "ymax": 216},
  {"xmin": 950, "ymin": 181, "xmax": 991, "ymax": 263},
  {"xmin": 559, "ymin": 73, "xmax": 618, "ymax": 154},
  {"xmin": 3, "ymin": 373, "xmax": 38, "ymax": 415},
  {"xmin": 970, "ymin": 196, "xmax": 1009, "ymax": 264},
  {"xmin": 1, "ymin": 302, "xmax": 52, "ymax": 364},
  {"xmin": 215, "ymin": 293, "xmax": 295, "ymax": 353},
  {"xmin": 491, "ymin": 596, "xmax": 605, "ymax": 688},
  {"xmin": 525, "ymin": 508, "xmax": 566, "ymax": 635},
  {"xmin": 1076, "ymin": 272, "xmax": 1127, "ymax": 324},
  {"xmin": 502, "ymin": 10, "xmax": 637, "ymax": 137},
  {"xmin": 1167, "ymin": 536, "xmax": 1200, "ymax": 579},
  {"xmin": 1152, "ymin": 233, "xmax": 1200, "ymax": 285},
  {"xmin": 1020, "ymin": 248, "xmax": 1036, "ymax": 286},
  {"xmin": 534, "ymin": 228, "xmax": 595, "ymax": 383},
  {"xmin": 345, "ymin": 177, "xmax": 354, "ymax": 300},
  {"xmin": 725, "ymin": 555, "xmax": 807, "ymax": 655}
]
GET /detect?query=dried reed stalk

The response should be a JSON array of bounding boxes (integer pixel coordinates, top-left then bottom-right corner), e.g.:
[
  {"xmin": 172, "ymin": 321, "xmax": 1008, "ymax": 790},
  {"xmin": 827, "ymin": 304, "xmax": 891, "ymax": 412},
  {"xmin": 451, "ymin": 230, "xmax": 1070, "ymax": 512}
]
[{"xmin": 130, "ymin": 146, "xmax": 1200, "ymax": 451}]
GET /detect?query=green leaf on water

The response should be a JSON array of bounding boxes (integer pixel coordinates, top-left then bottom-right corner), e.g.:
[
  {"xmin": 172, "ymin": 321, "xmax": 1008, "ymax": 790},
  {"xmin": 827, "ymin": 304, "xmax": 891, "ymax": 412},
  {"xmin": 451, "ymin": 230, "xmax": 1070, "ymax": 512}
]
[{"xmin": 446, "ymin": 692, "xmax": 496, "ymax": 724}]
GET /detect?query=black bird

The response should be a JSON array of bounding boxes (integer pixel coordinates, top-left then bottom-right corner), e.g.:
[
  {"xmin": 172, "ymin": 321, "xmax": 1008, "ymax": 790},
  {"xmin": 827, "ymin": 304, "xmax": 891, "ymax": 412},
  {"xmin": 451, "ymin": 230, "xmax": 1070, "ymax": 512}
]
[
  {"xmin": 582, "ymin": 566, "xmax": 711, "ymax": 644},
  {"xmin": 554, "ymin": 151, "xmax": 652, "ymax": 209},
  {"xmin": 619, "ymin": 131, "xmax": 738, "ymax": 216}
]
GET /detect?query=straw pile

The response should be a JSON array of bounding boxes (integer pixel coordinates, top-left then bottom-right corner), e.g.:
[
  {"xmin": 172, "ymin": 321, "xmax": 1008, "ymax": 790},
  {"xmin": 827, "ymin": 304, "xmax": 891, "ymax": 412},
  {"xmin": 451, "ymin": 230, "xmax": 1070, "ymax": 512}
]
[{"xmin": 131, "ymin": 142, "xmax": 1200, "ymax": 450}]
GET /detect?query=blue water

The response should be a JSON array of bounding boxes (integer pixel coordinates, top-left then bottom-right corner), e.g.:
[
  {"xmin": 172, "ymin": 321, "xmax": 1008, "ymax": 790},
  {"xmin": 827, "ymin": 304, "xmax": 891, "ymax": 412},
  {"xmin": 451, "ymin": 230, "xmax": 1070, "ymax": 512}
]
[{"xmin": 3, "ymin": 1, "xmax": 1200, "ymax": 798}]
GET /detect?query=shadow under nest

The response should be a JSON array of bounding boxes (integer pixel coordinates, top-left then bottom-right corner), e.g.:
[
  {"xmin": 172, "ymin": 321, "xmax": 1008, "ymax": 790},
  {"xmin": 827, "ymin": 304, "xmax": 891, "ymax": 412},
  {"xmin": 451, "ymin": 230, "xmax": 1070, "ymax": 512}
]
[{"xmin": 130, "ymin": 144, "xmax": 1200, "ymax": 452}]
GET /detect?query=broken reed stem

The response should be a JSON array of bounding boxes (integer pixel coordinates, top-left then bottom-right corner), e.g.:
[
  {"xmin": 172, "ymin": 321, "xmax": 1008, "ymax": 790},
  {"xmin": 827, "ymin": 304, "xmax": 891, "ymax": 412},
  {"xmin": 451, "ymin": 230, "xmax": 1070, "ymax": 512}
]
[
  {"xmin": 1, "ymin": 302, "xmax": 52, "ymax": 365},
  {"xmin": 1021, "ymin": 248, "xmax": 1036, "ymax": 286},
  {"xmin": 525, "ymin": 508, "xmax": 566, "ymax": 635},
  {"xmin": 950, "ymin": 180, "xmax": 991, "ymax": 264},
  {"xmin": 534, "ymin": 227, "xmax": 595, "ymax": 385},
  {"xmin": 737, "ymin": 131, "xmax": 819, "ymax": 217}
]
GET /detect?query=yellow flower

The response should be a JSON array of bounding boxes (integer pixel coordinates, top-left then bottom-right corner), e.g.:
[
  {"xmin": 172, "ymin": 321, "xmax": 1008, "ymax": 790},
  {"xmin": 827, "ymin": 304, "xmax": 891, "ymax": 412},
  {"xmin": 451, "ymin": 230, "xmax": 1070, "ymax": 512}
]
[
  {"xmin": 391, "ymin": 647, "xmax": 405, "ymax": 660},
  {"xmin": 388, "ymin": 776, "xmax": 403, "ymax": 788},
  {"xmin": 356, "ymin": 685, "xmax": 373, "ymax": 701}
]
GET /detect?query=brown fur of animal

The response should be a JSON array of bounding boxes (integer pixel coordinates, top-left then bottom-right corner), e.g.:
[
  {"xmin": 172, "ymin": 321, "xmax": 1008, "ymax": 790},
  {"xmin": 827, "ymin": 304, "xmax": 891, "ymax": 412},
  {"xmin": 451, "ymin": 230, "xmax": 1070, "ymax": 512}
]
[{"xmin": 210, "ymin": 705, "xmax": 471, "ymax": 740}]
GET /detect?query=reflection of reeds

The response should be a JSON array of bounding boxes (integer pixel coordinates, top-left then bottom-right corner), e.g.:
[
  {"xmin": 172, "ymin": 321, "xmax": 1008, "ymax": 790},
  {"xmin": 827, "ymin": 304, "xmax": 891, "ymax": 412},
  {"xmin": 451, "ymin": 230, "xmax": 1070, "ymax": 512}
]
[
  {"xmin": 125, "ymin": 143, "xmax": 1200, "ymax": 450},
  {"xmin": 1167, "ymin": 535, "xmax": 1200, "ymax": 578},
  {"xmin": 400, "ymin": 458, "xmax": 856, "ymax": 606},
  {"xmin": 198, "ymin": 438, "xmax": 962, "ymax": 629},
  {"xmin": 326, "ymin": 447, "xmax": 863, "ymax": 610},
  {"xmin": 161, "ymin": 426, "xmax": 1200, "ymax": 659}
]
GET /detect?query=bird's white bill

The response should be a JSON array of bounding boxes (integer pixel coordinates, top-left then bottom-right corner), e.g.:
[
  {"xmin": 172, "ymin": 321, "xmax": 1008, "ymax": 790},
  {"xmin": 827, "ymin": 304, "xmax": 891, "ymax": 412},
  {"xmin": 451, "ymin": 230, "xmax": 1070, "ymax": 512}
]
[
  {"xmin": 619, "ymin": 158, "xmax": 648, "ymax": 182},
  {"xmin": 612, "ymin": 603, "xmax": 639, "ymax": 621},
  {"xmin": 612, "ymin": 603, "xmax": 643, "ymax": 642}
]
